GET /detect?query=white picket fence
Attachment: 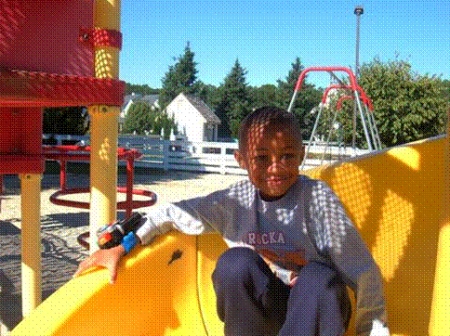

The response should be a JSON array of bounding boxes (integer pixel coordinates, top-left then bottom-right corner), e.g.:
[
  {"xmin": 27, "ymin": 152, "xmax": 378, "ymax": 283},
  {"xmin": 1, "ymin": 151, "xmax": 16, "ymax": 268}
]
[{"xmin": 43, "ymin": 134, "xmax": 369, "ymax": 175}]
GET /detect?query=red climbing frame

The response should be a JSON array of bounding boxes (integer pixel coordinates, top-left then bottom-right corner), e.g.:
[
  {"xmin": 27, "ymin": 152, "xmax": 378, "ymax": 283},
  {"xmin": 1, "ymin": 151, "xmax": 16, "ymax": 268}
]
[
  {"xmin": 0, "ymin": 0, "xmax": 125, "ymax": 176},
  {"xmin": 0, "ymin": 0, "xmax": 133, "ymax": 315},
  {"xmin": 43, "ymin": 145, "xmax": 157, "ymax": 218},
  {"xmin": 0, "ymin": 0, "xmax": 124, "ymax": 175}
]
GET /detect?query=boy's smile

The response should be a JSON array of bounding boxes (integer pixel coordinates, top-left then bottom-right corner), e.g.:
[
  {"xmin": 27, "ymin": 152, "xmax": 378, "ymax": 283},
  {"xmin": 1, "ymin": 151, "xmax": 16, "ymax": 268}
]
[{"xmin": 235, "ymin": 124, "xmax": 304, "ymax": 201}]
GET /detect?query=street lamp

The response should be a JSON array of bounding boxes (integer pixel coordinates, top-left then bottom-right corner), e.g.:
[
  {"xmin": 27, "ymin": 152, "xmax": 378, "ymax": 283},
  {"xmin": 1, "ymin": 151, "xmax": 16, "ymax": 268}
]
[
  {"xmin": 352, "ymin": 5, "xmax": 364, "ymax": 149},
  {"xmin": 354, "ymin": 5, "xmax": 364, "ymax": 78}
]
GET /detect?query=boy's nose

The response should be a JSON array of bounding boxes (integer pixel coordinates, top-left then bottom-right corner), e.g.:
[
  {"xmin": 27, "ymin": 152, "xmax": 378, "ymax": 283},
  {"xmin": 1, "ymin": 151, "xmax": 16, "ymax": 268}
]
[{"xmin": 268, "ymin": 159, "xmax": 283, "ymax": 172}]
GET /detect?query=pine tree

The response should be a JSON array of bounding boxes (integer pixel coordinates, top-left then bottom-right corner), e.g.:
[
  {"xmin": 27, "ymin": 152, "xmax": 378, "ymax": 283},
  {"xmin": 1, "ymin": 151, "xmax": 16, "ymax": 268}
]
[
  {"xmin": 277, "ymin": 57, "xmax": 304, "ymax": 106},
  {"xmin": 216, "ymin": 59, "xmax": 253, "ymax": 138},
  {"xmin": 159, "ymin": 42, "xmax": 198, "ymax": 110},
  {"xmin": 276, "ymin": 57, "xmax": 322, "ymax": 140}
]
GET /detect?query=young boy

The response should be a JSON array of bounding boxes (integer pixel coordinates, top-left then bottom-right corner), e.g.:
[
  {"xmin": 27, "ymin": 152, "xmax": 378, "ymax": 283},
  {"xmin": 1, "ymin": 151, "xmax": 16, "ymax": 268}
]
[{"xmin": 75, "ymin": 106, "xmax": 389, "ymax": 336}]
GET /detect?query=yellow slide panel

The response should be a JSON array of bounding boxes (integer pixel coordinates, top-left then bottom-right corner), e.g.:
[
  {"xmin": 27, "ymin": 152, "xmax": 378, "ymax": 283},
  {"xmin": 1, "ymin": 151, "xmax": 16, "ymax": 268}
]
[
  {"xmin": 307, "ymin": 136, "xmax": 444, "ymax": 335},
  {"xmin": 12, "ymin": 234, "xmax": 208, "ymax": 336},
  {"xmin": 13, "ymin": 136, "xmax": 445, "ymax": 335}
]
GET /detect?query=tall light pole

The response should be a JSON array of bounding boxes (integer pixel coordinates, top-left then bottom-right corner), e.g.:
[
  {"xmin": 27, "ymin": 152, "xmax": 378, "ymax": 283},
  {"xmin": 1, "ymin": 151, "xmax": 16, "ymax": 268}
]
[
  {"xmin": 354, "ymin": 5, "xmax": 364, "ymax": 78},
  {"xmin": 352, "ymin": 5, "xmax": 364, "ymax": 149}
]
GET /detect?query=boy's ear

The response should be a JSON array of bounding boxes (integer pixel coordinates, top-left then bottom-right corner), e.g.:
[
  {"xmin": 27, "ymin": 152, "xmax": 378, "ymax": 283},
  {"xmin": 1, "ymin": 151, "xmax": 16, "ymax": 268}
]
[
  {"xmin": 234, "ymin": 150, "xmax": 247, "ymax": 169},
  {"xmin": 300, "ymin": 145, "xmax": 306, "ymax": 162}
]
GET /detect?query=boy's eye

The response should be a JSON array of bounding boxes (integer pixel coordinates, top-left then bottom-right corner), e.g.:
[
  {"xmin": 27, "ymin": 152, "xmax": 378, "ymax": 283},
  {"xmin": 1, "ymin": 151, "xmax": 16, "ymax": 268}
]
[
  {"xmin": 281, "ymin": 153, "xmax": 296, "ymax": 160},
  {"xmin": 253, "ymin": 155, "xmax": 268, "ymax": 163}
]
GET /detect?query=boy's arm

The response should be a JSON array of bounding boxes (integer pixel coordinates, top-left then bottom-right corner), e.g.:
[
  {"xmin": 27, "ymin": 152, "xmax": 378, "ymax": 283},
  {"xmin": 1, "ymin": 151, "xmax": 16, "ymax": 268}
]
[
  {"xmin": 74, "ymin": 201, "xmax": 212, "ymax": 281},
  {"xmin": 311, "ymin": 181, "xmax": 389, "ymax": 335},
  {"xmin": 74, "ymin": 192, "xmax": 224, "ymax": 283},
  {"xmin": 135, "ymin": 198, "xmax": 221, "ymax": 245},
  {"xmin": 335, "ymin": 217, "xmax": 389, "ymax": 336}
]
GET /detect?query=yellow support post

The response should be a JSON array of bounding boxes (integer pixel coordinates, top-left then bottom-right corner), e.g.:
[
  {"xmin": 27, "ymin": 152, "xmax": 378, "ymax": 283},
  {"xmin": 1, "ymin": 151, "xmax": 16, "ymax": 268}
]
[
  {"xmin": 19, "ymin": 173, "xmax": 42, "ymax": 316},
  {"xmin": 88, "ymin": 105, "xmax": 120, "ymax": 250},
  {"xmin": 89, "ymin": 0, "xmax": 121, "ymax": 252},
  {"xmin": 429, "ymin": 110, "xmax": 450, "ymax": 334}
]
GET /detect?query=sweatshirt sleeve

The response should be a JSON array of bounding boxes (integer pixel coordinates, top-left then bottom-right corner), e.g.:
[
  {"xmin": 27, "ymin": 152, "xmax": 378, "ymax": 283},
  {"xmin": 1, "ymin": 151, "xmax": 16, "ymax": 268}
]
[
  {"xmin": 135, "ymin": 190, "xmax": 227, "ymax": 245},
  {"xmin": 308, "ymin": 180, "xmax": 389, "ymax": 336}
]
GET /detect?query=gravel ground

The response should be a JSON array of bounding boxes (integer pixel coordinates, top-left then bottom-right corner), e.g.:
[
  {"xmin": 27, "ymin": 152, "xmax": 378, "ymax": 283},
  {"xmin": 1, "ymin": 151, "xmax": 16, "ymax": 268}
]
[{"xmin": 0, "ymin": 169, "xmax": 245, "ymax": 332}]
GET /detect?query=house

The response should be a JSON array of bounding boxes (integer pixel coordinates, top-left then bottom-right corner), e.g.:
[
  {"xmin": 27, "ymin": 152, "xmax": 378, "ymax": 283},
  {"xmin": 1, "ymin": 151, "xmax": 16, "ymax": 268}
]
[
  {"xmin": 165, "ymin": 93, "xmax": 221, "ymax": 142},
  {"xmin": 120, "ymin": 93, "xmax": 159, "ymax": 131}
]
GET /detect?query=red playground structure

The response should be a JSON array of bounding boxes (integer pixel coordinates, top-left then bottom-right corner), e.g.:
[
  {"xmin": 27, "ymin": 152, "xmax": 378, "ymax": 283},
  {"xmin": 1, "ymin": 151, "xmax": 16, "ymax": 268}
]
[{"xmin": 0, "ymin": 0, "xmax": 128, "ymax": 319}]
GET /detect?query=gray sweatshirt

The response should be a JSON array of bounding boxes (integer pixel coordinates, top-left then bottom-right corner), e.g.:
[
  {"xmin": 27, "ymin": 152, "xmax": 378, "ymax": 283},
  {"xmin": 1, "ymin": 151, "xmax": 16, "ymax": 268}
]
[{"xmin": 136, "ymin": 175, "xmax": 388, "ymax": 335}]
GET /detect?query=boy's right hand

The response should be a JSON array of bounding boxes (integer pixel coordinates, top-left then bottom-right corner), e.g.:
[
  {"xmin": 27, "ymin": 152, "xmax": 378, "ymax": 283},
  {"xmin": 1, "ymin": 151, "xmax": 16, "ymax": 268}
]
[{"xmin": 73, "ymin": 245, "xmax": 126, "ymax": 284}]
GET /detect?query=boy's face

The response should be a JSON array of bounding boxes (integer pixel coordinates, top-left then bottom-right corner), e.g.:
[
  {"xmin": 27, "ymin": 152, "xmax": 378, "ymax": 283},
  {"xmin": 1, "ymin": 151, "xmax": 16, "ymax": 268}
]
[{"xmin": 235, "ymin": 123, "xmax": 304, "ymax": 201}]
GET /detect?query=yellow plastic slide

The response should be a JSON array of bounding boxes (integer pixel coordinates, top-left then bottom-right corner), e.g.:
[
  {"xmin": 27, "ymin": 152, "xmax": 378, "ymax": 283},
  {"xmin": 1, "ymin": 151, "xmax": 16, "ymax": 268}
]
[{"xmin": 12, "ymin": 136, "xmax": 444, "ymax": 336}]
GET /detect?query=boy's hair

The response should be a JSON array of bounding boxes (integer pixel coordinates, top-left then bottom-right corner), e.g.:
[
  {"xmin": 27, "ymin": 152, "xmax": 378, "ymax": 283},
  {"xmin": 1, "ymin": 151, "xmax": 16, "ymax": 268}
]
[{"xmin": 238, "ymin": 106, "xmax": 302, "ymax": 152}]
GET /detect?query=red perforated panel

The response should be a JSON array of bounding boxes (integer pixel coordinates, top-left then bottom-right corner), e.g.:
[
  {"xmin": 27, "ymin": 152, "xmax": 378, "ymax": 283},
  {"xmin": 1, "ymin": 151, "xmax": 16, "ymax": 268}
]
[
  {"xmin": 0, "ymin": 0, "xmax": 94, "ymax": 76},
  {"xmin": 0, "ymin": 107, "xmax": 44, "ymax": 174},
  {"xmin": 0, "ymin": 69, "xmax": 125, "ymax": 107}
]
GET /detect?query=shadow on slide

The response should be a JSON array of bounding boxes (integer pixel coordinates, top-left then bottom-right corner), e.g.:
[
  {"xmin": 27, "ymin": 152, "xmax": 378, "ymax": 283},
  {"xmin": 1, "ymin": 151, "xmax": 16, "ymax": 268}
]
[{"xmin": 12, "ymin": 136, "xmax": 444, "ymax": 336}]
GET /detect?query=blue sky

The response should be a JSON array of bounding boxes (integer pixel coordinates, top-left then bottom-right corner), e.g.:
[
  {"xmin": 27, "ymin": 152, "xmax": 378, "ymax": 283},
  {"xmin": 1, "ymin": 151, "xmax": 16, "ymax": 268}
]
[{"xmin": 119, "ymin": 0, "xmax": 449, "ymax": 89}]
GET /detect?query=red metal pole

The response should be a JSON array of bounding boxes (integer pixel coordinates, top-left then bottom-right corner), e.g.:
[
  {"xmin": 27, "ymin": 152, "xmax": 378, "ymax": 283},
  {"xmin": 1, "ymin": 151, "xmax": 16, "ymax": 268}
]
[{"xmin": 60, "ymin": 159, "xmax": 67, "ymax": 191}]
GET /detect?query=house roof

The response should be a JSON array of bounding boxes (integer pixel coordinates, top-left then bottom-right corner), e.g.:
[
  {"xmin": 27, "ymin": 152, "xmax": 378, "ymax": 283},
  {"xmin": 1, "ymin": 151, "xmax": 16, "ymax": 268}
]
[
  {"xmin": 184, "ymin": 93, "xmax": 221, "ymax": 124},
  {"xmin": 122, "ymin": 93, "xmax": 159, "ymax": 109},
  {"xmin": 141, "ymin": 94, "xmax": 159, "ymax": 106}
]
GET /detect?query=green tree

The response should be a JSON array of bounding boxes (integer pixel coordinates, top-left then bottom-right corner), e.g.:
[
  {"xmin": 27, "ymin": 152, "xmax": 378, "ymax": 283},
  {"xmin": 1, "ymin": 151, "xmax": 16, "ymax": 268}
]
[
  {"xmin": 276, "ymin": 57, "xmax": 322, "ymax": 140},
  {"xmin": 359, "ymin": 58, "xmax": 447, "ymax": 146},
  {"xmin": 125, "ymin": 83, "xmax": 159, "ymax": 95},
  {"xmin": 43, "ymin": 107, "xmax": 89, "ymax": 135},
  {"xmin": 439, "ymin": 79, "xmax": 450, "ymax": 106},
  {"xmin": 122, "ymin": 102, "xmax": 155, "ymax": 135},
  {"xmin": 215, "ymin": 59, "xmax": 253, "ymax": 138},
  {"xmin": 276, "ymin": 57, "xmax": 304, "ymax": 107},
  {"xmin": 153, "ymin": 112, "xmax": 178, "ymax": 140},
  {"xmin": 159, "ymin": 43, "xmax": 198, "ymax": 110},
  {"xmin": 122, "ymin": 102, "xmax": 176, "ymax": 137},
  {"xmin": 252, "ymin": 84, "xmax": 278, "ymax": 109},
  {"xmin": 195, "ymin": 81, "xmax": 219, "ymax": 109}
]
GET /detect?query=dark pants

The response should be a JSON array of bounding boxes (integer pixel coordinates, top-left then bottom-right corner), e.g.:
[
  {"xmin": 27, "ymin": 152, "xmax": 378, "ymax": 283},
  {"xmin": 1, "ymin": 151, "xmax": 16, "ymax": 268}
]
[{"xmin": 212, "ymin": 247, "xmax": 351, "ymax": 336}]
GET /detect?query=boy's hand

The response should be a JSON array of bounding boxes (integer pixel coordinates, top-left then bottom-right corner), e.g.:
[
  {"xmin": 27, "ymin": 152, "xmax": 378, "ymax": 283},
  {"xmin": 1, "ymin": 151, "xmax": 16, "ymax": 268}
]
[{"xmin": 73, "ymin": 245, "xmax": 126, "ymax": 284}]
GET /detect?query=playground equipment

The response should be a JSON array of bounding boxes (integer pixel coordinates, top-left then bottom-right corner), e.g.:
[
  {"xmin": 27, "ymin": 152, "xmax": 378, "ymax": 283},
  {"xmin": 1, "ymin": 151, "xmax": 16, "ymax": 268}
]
[
  {"xmin": 287, "ymin": 67, "xmax": 382, "ymax": 169},
  {"xmin": 321, "ymin": 83, "xmax": 382, "ymax": 149},
  {"xmin": 11, "ymin": 135, "xmax": 449, "ymax": 335},
  {"xmin": 43, "ymin": 145, "xmax": 157, "ymax": 218},
  {"xmin": 0, "ymin": 0, "xmax": 124, "ymax": 317}
]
